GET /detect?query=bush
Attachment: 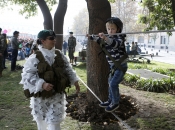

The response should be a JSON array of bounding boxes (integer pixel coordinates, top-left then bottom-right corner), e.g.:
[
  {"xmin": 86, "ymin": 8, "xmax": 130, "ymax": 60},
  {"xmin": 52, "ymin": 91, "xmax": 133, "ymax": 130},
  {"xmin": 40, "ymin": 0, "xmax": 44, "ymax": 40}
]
[{"xmin": 123, "ymin": 73, "xmax": 175, "ymax": 93}]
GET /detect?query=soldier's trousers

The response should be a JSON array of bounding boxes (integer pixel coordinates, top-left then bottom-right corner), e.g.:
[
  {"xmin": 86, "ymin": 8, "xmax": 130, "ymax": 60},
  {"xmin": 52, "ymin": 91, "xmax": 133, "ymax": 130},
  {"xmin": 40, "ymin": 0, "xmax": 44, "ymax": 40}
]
[
  {"xmin": 11, "ymin": 49, "xmax": 18, "ymax": 71},
  {"xmin": 68, "ymin": 48, "xmax": 74, "ymax": 60}
]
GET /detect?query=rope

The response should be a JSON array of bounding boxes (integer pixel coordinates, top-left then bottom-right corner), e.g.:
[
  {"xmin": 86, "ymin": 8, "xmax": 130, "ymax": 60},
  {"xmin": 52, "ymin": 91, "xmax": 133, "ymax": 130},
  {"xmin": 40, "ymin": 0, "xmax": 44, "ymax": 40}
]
[
  {"xmin": 78, "ymin": 77, "xmax": 134, "ymax": 130},
  {"xmin": 56, "ymin": 29, "xmax": 175, "ymax": 36}
]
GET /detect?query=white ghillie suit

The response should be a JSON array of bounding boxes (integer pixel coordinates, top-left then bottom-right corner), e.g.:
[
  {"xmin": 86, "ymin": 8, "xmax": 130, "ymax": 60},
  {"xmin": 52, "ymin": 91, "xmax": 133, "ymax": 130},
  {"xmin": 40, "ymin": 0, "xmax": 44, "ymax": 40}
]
[{"xmin": 20, "ymin": 46, "xmax": 79, "ymax": 130}]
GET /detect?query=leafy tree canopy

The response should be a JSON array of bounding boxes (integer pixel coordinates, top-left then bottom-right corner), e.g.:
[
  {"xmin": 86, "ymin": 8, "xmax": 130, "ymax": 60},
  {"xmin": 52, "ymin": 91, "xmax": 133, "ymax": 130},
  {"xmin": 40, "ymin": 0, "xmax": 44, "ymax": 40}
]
[
  {"xmin": 0, "ymin": 0, "xmax": 57, "ymax": 18},
  {"xmin": 108, "ymin": 0, "xmax": 115, "ymax": 3},
  {"xmin": 139, "ymin": 0, "xmax": 174, "ymax": 31}
]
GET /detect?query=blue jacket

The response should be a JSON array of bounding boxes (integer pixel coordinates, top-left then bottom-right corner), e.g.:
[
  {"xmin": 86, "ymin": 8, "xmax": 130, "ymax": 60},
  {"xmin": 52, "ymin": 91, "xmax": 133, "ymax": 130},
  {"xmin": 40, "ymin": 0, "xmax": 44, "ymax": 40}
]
[{"xmin": 63, "ymin": 41, "xmax": 68, "ymax": 49}]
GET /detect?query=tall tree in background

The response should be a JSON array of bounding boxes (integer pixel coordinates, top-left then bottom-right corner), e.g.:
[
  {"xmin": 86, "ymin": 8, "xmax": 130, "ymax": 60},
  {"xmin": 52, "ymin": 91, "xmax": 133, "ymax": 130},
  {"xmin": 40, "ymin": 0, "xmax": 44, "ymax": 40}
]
[
  {"xmin": 0, "ymin": 0, "xmax": 67, "ymax": 49},
  {"xmin": 172, "ymin": 0, "xmax": 175, "ymax": 25},
  {"xmin": 139, "ymin": 0, "xmax": 175, "ymax": 31},
  {"xmin": 72, "ymin": 8, "xmax": 89, "ymax": 36},
  {"xmin": 111, "ymin": 0, "xmax": 146, "ymax": 33}
]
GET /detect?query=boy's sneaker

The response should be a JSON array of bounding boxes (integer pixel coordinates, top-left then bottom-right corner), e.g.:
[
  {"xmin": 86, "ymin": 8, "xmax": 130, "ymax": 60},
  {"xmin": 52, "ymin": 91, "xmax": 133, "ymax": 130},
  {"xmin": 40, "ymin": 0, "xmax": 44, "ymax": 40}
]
[
  {"xmin": 105, "ymin": 103, "xmax": 119, "ymax": 112},
  {"xmin": 99, "ymin": 100, "xmax": 111, "ymax": 108}
]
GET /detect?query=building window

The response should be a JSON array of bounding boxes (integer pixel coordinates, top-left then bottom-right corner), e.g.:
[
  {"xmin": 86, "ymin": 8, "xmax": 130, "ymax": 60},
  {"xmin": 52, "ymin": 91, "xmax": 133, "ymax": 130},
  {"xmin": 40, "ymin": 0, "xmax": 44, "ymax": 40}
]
[
  {"xmin": 148, "ymin": 37, "xmax": 151, "ymax": 44},
  {"xmin": 138, "ymin": 36, "xmax": 144, "ymax": 43},
  {"xmin": 160, "ymin": 36, "xmax": 166, "ymax": 44},
  {"xmin": 148, "ymin": 37, "xmax": 155, "ymax": 44}
]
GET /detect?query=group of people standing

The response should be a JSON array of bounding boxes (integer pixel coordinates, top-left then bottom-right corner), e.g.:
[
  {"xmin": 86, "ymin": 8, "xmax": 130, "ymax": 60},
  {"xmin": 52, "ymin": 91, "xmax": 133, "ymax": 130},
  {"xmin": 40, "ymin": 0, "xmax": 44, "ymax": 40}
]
[
  {"xmin": 0, "ymin": 28, "xmax": 35, "ymax": 77},
  {"xmin": 0, "ymin": 29, "xmax": 22, "ymax": 77},
  {"xmin": 125, "ymin": 41, "xmax": 141, "ymax": 57}
]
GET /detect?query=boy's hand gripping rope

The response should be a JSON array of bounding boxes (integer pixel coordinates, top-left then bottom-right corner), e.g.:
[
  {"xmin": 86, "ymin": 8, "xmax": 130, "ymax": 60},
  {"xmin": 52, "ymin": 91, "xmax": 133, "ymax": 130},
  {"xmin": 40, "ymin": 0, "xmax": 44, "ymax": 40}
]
[{"xmin": 78, "ymin": 77, "xmax": 134, "ymax": 130}]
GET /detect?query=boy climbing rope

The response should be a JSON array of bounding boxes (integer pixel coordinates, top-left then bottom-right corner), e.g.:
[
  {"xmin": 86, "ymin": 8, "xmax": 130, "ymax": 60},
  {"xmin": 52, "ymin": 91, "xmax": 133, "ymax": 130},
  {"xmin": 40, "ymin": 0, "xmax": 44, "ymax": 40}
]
[{"xmin": 90, "ymin": 17, "xmax": 128, "ymax": 112}]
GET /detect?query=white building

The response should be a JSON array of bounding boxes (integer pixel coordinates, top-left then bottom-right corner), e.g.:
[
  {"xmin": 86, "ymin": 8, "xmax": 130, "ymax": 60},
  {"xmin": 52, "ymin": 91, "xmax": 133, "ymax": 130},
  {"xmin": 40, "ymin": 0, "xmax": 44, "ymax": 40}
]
[{"xmin": 127, "ymin": 31, "xmax": 175, "ymax": 52}]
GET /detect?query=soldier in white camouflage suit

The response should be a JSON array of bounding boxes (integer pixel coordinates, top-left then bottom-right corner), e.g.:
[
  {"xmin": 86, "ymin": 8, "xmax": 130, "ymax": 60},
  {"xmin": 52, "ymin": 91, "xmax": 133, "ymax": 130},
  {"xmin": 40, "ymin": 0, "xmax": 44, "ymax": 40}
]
[{"xmin": 20, "ymin": 30, "xmax": 80, "ymax": 130}]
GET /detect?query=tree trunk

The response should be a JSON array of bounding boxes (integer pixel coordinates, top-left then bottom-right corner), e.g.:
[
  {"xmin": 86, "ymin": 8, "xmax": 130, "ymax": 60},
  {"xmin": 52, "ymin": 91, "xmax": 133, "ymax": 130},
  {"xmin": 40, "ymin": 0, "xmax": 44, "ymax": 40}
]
[
  {"xmin": 54, "ymin": 0, "xmax": 68, "ymax": 49},
  {"xmin": 171, "ymin": 0, "xmax": 175, "ymax": 26},
  {"xmin": 36, "ymin": 0, "xmax": 53, "ymax": 30},
  {"xmin": 86, "ymin": 0, "xmax": 111, "ymax": 102}
]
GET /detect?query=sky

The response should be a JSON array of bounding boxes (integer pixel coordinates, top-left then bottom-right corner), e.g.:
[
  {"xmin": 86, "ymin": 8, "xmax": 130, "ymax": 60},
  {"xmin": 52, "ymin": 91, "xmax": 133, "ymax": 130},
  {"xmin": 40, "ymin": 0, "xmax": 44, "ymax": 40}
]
[{"xmin": 0, "ymin": 0, "xmax": 87, "ymax": 36}]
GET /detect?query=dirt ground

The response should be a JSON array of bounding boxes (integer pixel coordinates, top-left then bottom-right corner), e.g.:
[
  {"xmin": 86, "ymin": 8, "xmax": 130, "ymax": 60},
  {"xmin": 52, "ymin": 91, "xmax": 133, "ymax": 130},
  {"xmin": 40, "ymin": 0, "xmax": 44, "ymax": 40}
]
[
  {"xmin": 66, "ymin": 85, "xmax": 175, "ymax": 130},
  {"xmin": 120, "ymin": 86, "xmax": 175, "ymax": 130}
]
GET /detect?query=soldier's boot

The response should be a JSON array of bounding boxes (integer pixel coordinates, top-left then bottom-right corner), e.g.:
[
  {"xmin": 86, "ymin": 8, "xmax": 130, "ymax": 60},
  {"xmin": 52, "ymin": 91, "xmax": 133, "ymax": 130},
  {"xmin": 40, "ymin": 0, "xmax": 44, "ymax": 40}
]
[
  {"xmin": 74, "ymin": 57, "xmax": 77, "ymax": 65},
  {"xmin": 70, "ymin": 59, "xmax": 73, "ymax": 64}
]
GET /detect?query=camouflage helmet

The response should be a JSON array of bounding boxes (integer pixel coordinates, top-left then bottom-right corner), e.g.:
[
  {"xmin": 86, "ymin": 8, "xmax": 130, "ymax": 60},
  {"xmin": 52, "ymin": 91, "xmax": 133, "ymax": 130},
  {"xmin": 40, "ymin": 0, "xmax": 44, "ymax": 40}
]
[
  {"xmin": 37, "ymin": 30, "xmax": 56, "ymax": 39},
  {"xmin": 106, "ymin": 17, "xmax": 123, "ymax": 33}
]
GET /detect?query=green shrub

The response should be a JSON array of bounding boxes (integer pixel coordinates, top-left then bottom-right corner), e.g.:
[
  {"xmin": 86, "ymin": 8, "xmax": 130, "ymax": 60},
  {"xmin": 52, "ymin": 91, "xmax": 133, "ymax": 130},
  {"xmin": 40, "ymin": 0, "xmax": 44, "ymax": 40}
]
[
  {"xmin": 151, "ymin": 68, "xmax": 175, "ymax": 77},
  {"xmin": 128, "ymin": 64, "xmax": 148, "ymax": 69},
  {"xmin": 124, "ymin": 75, "xmax": 175, "ymax": 93},
  {"xmin": 124, "ymin": 74, "xmax": 140, "ymax": 83}
]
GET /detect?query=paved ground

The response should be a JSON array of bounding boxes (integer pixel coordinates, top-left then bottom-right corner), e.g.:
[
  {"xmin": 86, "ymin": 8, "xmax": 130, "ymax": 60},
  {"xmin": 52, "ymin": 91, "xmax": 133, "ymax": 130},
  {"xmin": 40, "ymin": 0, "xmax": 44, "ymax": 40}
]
[
  {"xmin": 140, "ymin": 47, "xmax": 175, "ymax": 65},
  {"xmin": 127, "ymin": 47, "xmax": 175, "ymax": 79},
  {"xmin": 75, "ymin": 42, "xmax": 175, "ymax": 65},
  {"xmin": 127, "ymin": 69, "xmax": 170, "ymax": 79}
]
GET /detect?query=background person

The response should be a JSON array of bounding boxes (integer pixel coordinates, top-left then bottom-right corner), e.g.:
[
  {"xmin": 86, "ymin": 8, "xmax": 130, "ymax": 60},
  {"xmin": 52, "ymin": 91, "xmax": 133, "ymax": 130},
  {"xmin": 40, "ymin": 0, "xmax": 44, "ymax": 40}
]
[
  {"xmin": 18, "ymin": 48, "xmax": 25, "ymax": 60},
  {"xmin": 20, "ymin": 30, "xmax": 80, "ymax": 130},
  {"xmin": 68, "ymin": 32, "xmax": 76, "ymax": 64},
  {"xmin": 125, "ymin": 42, "xmax": 131, "ymax": 54},
  {"xmin": 2, "ymin": 33, "xmax": 8, "ymax": 69},
  {"xmin": 62, "ymin": 40, "xmax": 68, "ymax": 55},
  {"xmin": 10, "ymin": 31, "xmax": 20, "ymax": 71},
  {"xmin": 25, "ymin": 44, "xmax": 31, "ymax": 57},
  {"xmin": 131, "ymin": 41, "xmax": 136, "ymax": 57},
  {"xmin": 0, "ymin": 28, "xmax": 5, "ymax": 77}
]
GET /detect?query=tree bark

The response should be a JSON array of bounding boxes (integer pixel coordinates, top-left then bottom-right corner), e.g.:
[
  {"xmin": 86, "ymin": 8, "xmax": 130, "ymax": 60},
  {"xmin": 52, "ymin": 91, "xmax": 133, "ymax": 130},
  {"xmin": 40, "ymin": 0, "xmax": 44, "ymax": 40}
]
[
  {"xmin": 54, "ymin": 0, "xmax": 68, "ymax": 49},
  {"xmin": 36, "ymin": 0, "xmax": 53, "ymax": 30},
  {"xmin": 86, "ymin": 0, "xmax": 111, "ymax": 102},
  {"xmin": 171, "ymin": 0, "xmax": 175, "ymax": 26}
]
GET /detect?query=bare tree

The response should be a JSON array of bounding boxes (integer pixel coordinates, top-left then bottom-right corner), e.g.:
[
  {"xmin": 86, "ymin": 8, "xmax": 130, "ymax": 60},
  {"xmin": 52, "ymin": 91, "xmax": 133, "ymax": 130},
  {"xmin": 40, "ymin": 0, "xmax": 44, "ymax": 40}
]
[
  {"xmin": 111, "ymin": 0, "xmax": 146, "ymax": 33},
  {"xmin": 72, "ymin": 8, "xmax": 89, "ymax": 36},
  {"xmin": 0, "ymin": 0, "xmax": 68, "ymax": 49},
  {"xmin": 54, "ymin": 0, "xmax": 67, "ymax": 49}
]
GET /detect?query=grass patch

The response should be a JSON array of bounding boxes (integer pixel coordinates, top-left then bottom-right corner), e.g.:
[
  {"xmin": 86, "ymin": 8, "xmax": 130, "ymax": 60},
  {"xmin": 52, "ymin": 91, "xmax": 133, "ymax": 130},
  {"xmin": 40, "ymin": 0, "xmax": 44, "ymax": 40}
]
[
  {"xmin": 128, "ymin": 61, "xmax": 175, "ymax": 70},
  {"xmin": 0, "ymin": 60, "xmax": 89, "ymax": 130},
  {"xmin": 0, "ymin": 59, "xmax": 175, "ymax": 129},
  {"xmin": 136, "ymin": 115, "xmax": 175, "ymax": 130}
]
